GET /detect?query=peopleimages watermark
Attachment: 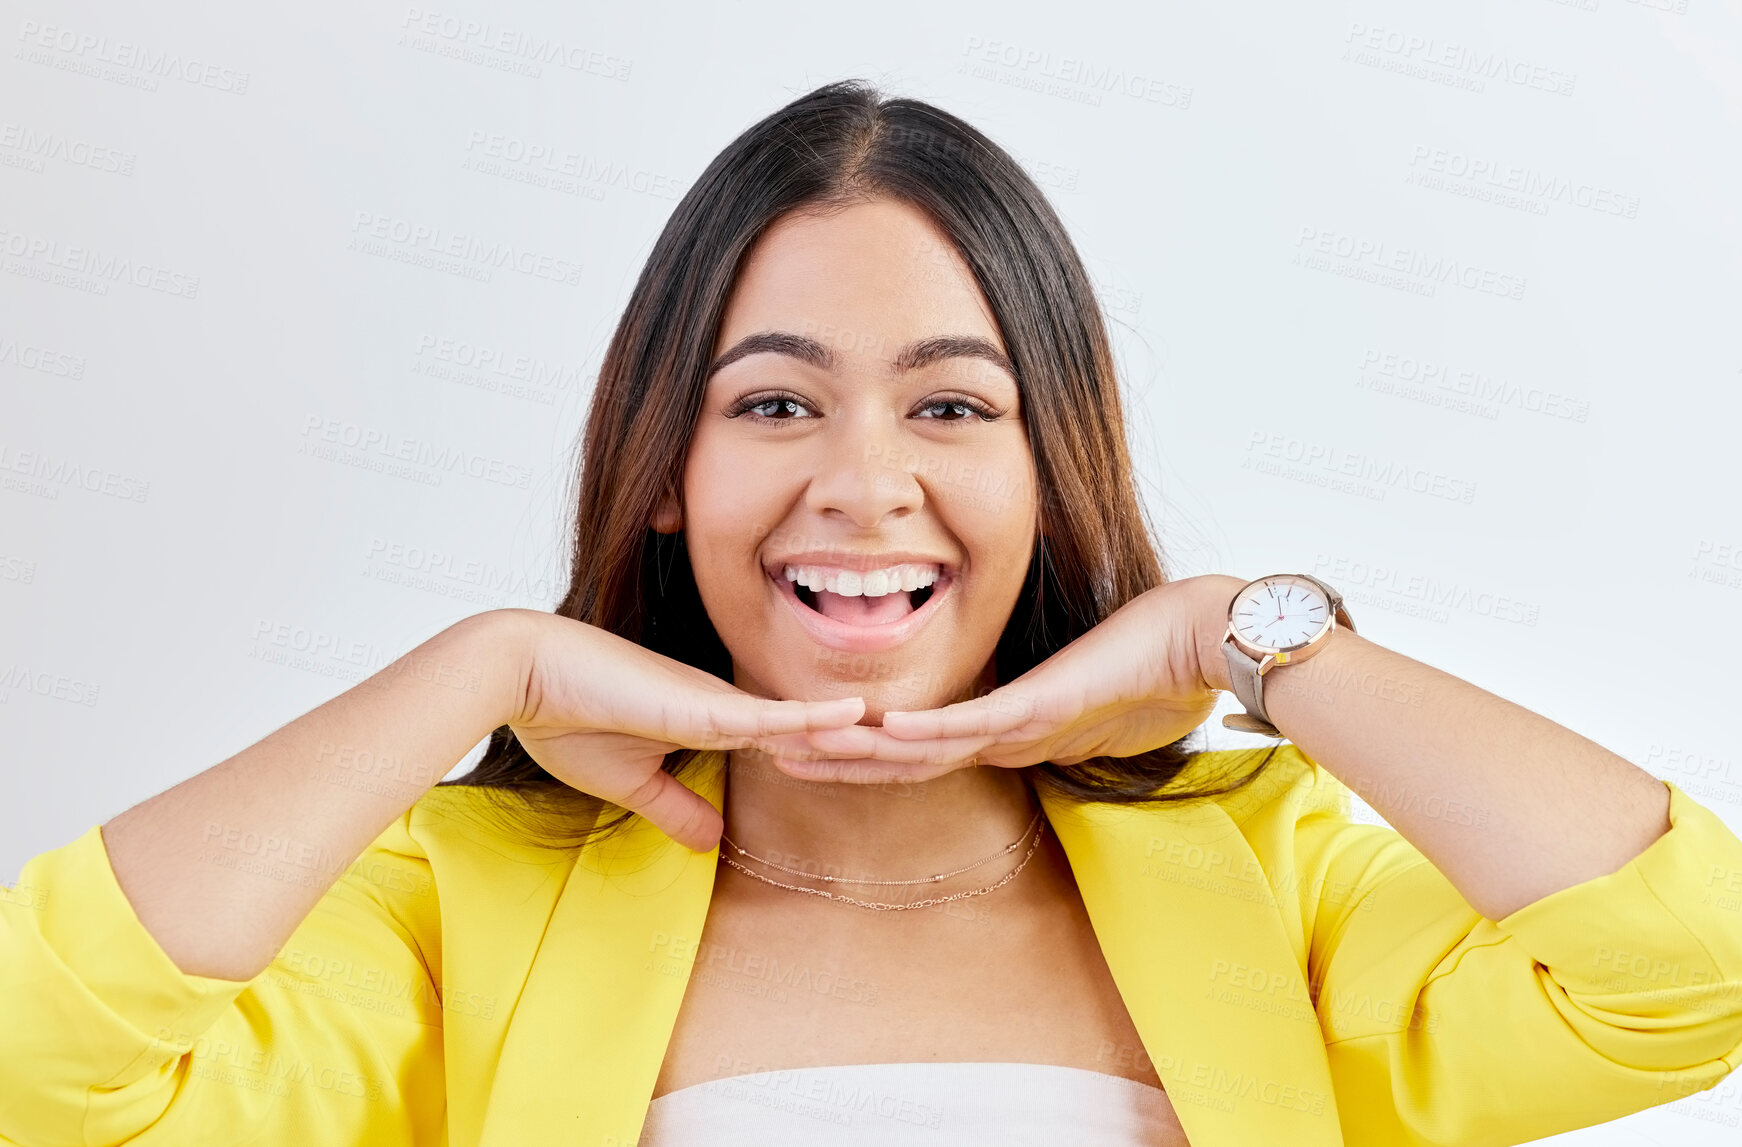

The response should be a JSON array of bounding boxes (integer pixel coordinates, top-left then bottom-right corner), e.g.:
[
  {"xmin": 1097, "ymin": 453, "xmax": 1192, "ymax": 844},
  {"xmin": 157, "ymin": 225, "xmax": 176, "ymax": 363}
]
[
  {"xmin": 0, "ymin": 662, "xmax": 101, "ymax": 706},
  {"xmin": 1644, "ymin": 743, "xmax": 1742, "ymax": 809},
  {"xmin": 0, "ymin": 225, "xmax": 200, "ymax": 299},
  {"xmin": 1406, "ymin": 145, "xmax": 1639, "ymax": 219},
  {"xmin": 1311, "ymin": 553, "xmax": 1540, "ymax": 627},
  {"xmin": 1293, "ymin": 226, "xmax": 1526, "ymax": 301},
  {"xmin": 460, "ymin": 131, "xmax": 685, "ymax": 199},
  {"xmin": 360, "ymin": 535, "xmax": 559, "ymax": 607},
  {"xmin": 348, "ymin": 211, "xmax": 581, "ymax": 286},
  {"xmin": 1341, "ymin": 22, "xmax": 1576, "ymax": 96},
  {"xmin": 0, "ymin": 442, "xmax": 150, "ymax": 503},
  {"xmin": 1242, "ymin": 431, "xmax": 1478, "ymax": 505},
  {"xmin": 247, "ymin": 618, "xmax": 401, "ymax": 684},
  {"xmin": 1356, "ymin": 348, "xmax": 1589, "ymax": 423},
  {"xmin": 297, "ymin": 415, "xmax": 534, "ymax": 489},
  {"xmin": 1691, "ymin": 539, "xmax": 1742, "ymax": 591},
  {"xmin": 0, "ymin": 120, "xmax": 136, "ymax": 176},
  {"xmin": 647, "ymin": 932, "xmax": 883, "ymax": 1006},
  {"xmin": 0, "ymin": 554, "xmax": 37, "ymax": 585},
  {"xmin": 410, "ymin": 333, "xmax": 586, "ymax": 395},
  {"xmin": 959, "ymin": 36, "xmax": 1192, "ymax": 109},
  {"xmin": 14, "ymin": 19, "xmax": 251, "ymax": 94},
  {"xmin": 0, "ymin": 334, "xmax": 86, "ymax": 379},
  {"xmin": 399, "ymin": 8, "xmax": 631, "ymax": 80}
]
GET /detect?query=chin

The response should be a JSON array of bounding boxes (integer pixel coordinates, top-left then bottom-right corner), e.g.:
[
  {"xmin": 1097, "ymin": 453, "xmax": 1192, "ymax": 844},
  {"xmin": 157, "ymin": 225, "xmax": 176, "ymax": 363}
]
[{"xmin": 752, "ymin": 676, "xmax": 923, "ymax": 727}]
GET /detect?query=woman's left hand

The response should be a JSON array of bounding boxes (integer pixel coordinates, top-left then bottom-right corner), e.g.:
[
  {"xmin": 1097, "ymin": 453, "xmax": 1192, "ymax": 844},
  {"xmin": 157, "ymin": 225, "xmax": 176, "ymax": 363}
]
[{"xmin": 781, "ymin": 573, "xmax": 1245, "ymax": 783}]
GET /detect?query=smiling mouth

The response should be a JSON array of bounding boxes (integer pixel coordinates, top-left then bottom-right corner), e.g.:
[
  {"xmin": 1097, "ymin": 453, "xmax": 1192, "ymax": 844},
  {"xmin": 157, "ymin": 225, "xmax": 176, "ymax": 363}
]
[
  {"xmin": 768, "ymin": 566, "xmax": 955, "ymax": 649},
  {"xmin": 794, "ymin": 581, "xmax": 937, "ymax": 621}
]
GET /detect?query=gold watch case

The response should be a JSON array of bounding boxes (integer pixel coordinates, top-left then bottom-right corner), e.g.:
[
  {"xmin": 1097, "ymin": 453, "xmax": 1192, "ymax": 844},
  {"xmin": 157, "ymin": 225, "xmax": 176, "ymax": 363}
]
[{"xmin": 1222, "ymin": 572, "xmax": 1357, "ymax": 677}]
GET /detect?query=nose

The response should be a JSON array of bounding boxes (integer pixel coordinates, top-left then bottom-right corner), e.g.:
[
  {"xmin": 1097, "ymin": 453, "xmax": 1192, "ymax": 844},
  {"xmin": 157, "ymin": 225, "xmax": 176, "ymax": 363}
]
[{"xmin": 802, "ymin": 413, "xmax": 924, "ymax": 528}]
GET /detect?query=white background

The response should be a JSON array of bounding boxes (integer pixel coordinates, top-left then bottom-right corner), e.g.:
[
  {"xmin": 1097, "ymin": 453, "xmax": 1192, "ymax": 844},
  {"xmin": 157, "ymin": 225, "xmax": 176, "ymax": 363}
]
[{"xmin": 3, "ymin": 2, "xmax": 1738, "ymax": 1142}]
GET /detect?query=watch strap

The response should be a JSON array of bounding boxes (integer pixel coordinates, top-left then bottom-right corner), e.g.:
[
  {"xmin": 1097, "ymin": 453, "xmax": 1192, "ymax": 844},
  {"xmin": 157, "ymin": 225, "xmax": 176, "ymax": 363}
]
[{"xmin": 1220, "ymin": 641, "xmax": 1282, "ymax": 737}]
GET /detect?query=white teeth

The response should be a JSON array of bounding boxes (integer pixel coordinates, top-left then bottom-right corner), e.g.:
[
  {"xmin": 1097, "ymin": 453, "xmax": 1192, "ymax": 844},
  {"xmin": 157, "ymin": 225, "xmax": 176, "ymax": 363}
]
[{"xmin": 779, "ymin": 563, "xmax": 942, "ymax": 598}]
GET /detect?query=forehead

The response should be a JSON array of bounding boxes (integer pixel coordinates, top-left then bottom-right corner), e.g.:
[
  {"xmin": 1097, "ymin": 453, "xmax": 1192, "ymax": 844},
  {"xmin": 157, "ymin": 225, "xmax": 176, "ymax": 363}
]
[{"xmin": 713, "ymin": 197, "xmax": 1002, "ymax": 357}]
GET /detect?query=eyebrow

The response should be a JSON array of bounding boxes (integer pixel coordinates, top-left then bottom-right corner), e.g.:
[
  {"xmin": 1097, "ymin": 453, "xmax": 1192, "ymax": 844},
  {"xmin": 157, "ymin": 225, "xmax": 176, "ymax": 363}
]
[{"xmin": 706, "ymin": 331, "xmax": 1017, "ymax": 384}]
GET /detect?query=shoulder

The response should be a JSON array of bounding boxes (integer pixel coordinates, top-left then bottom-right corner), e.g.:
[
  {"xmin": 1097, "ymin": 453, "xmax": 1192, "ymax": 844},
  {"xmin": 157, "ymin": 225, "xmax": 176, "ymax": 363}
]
[
  {"xmin": 332, "ymin": 785, "xmax": 586, "ymax": 966},
  {"xmin": 1046, "ymin": 741, "xmax": 1373, "ymax": 893},
  {"xmin": 414, "ymin": 782, "xmax": 589, "ymax": 856},
  {"xmin": 1172, "ymin": 741, "xmax": 1355, "ymax": 829},
  {"xmin": 1162, "ymin": 742, "xmax": 1397, "ymax": 900},
  {"xmin": 351, "ymin": 783, "xmax": 587, "ymax": 893}
]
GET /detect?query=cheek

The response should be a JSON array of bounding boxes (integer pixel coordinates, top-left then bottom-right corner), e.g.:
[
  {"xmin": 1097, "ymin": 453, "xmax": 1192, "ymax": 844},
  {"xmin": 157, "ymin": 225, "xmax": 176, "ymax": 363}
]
[
  {"xmin": 946, "ymin": 455, "xmax": 1040, "ymax": 559},
  {"xmin": 681, "ymin": 437, "xmax": 782, "ymax": 590}
]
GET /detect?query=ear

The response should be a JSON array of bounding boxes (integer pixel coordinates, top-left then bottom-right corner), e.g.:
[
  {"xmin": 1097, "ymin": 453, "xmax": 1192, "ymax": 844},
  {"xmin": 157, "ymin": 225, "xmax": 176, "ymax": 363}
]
[{"xmin": 650, "ymin": 485, "xmax": 682, "ymax": 534}]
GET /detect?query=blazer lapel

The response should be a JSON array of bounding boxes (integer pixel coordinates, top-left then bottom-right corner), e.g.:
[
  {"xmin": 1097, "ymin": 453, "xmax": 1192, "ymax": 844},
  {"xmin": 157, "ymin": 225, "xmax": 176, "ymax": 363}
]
[
  {"xmin": 479, "ymin": 751, "xmax": 1345, "ymax": 1147},
  {"xmin": 1037, "ymin": 784, "xmax": 1345, "ymax": 1146},
  {"xmin": 477, "ymin": 751, "xmax": 728, "ymax": 1147}
]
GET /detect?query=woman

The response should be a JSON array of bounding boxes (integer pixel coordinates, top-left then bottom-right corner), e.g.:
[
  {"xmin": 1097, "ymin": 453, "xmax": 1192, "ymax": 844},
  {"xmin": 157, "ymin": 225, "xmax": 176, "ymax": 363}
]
[{"xmin": 3, "ymin": 80, "xmax": 1739, "ymax": 1147}]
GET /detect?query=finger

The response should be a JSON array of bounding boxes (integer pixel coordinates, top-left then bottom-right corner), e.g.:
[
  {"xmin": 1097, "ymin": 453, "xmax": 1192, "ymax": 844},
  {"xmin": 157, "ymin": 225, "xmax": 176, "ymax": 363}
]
[
  {"xmin": 733, "ymin": 724, "xmax": 881, "ymax": 762},
  {"xmin": 747, "ymin": 725, "xmax": 1017, "ymax": 773},
  {"xmin": 682, "ymin": 694, "xmax": 866, "ymax": 748},
  {"xmin": 815, "ymin": 726, "xmax": 1002, "ymax": 767},
  {"xmin": 794, "ymin": 724, "xmax": 881, "ymax": 756},
  {"xmin": 880, "ymin": 692, "xmax": 1037, "ymax": 740},
  {"xmin": 775, "ymin": 754, "xmax": 972, "ymax": 786},
  {"xmin": 612, "ymin": 768, "xmax": 725, "ymax": 853}
]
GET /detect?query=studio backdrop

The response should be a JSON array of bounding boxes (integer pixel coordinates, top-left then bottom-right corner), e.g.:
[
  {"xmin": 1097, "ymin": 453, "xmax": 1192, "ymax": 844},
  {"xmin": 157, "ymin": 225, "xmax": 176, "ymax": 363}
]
[{"xmin": 2, "ymin": 4, "xmax": 1737, "ymax": 1142}]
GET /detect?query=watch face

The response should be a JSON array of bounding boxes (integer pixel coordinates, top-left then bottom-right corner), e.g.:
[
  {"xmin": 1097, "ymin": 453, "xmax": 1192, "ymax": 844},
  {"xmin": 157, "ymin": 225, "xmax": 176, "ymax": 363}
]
[{"xmin": 1229, "ymin": 574, "xmax": 1333, "ymax": 652}]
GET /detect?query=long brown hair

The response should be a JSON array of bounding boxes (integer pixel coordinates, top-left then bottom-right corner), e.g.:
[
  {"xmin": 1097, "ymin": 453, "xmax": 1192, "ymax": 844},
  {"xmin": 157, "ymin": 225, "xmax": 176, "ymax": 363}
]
[{"xmin": 437, "ymin": 78, "xmax": 1280, "ymax": 848}]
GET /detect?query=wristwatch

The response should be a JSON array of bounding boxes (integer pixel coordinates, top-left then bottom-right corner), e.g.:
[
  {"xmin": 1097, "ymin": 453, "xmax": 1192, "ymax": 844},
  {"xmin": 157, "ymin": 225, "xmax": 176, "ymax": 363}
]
[{"xmin": 1219, "ymin": 573, "xmax": 1356, "ymax": 737}]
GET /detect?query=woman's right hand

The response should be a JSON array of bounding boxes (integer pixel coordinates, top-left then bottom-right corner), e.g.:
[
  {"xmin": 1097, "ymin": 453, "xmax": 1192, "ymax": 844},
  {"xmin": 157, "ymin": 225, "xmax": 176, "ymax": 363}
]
[{"xmin": 498, "ymin": 610, "xmax": 867, "ymax": 852}]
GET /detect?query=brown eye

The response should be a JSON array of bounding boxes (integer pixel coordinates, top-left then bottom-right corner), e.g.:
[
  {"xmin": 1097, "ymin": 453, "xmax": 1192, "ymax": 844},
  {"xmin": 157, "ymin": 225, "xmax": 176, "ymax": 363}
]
[
  {"xmin": 915, "ymin": 398, "xmax": 999, "ymax": 422},
  {"xmin": 726, "ymin": 392, "xmax": 814, "ymax": 421},
  {"xmin": 748, "ymin": 398, "xmax": 805, "ymax": 419}
]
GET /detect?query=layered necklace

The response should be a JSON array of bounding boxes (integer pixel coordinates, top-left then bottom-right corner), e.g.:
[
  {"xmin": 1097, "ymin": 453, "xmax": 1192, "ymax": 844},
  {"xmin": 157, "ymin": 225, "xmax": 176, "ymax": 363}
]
[{"xmin": 719, "ymin": 808, "xmax": 1046, "ymax": 912}]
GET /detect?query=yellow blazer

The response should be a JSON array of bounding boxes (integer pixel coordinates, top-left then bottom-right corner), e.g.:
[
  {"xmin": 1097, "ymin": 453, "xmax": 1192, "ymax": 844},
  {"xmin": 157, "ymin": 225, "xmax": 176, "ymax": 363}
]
[{"xmin": 4, "ymin": 743, "xmax": 1741, "ymax": 1146}]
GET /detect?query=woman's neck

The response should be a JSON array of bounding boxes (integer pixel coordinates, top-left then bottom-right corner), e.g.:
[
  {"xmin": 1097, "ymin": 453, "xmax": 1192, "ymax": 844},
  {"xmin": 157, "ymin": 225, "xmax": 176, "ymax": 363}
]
[{"xmin": 721, "ymin": 747, "xmax": 1043, "ymax": 892}]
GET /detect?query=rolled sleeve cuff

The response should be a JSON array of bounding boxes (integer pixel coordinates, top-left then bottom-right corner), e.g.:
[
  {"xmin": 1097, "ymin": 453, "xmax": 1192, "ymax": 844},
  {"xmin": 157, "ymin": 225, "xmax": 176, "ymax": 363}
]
[
  {"xmin": 1495, "ymin": 781, "xmax": 1742, "ymax": 1000},
  {"xmin": 12, "ymin": 825, "xmax": 254, "ymax": 1077}
]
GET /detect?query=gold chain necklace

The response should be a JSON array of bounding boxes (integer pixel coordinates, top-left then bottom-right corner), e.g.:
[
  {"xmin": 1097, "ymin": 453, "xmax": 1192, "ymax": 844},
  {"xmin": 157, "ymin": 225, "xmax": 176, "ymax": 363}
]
[
  {"xmin": 722, "ymin": 809, "xmax": 1043, "ymax": 886},
  {"xmin": 718, "ymin": 812, "xmax": 1046, "ymax": 912}
]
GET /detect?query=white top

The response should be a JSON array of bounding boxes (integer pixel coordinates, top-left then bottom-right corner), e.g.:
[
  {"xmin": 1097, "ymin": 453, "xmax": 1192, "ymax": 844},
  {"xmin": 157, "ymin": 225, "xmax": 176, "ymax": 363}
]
[{"xmin": 638, "ymin": 1060, "xmax": 1190, "ymax": 1146}]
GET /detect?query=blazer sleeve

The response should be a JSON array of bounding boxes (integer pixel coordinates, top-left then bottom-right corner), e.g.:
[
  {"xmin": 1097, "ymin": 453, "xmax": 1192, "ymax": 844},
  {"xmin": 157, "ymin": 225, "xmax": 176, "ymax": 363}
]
[
  {"xmin": 0, "ymin": 812, "xmax": 446, "ymax": 1147},
  {"xmin": 1286, "ymin": 750, "xmax": 1742, "ymax": 1147}
]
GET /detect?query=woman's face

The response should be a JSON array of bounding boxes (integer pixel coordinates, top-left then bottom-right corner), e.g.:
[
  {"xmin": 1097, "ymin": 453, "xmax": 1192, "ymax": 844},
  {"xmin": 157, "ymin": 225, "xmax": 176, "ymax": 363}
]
[{"xmin": 665, "ymin": 196, "xmax": 1040, "ymax": 718}]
